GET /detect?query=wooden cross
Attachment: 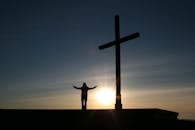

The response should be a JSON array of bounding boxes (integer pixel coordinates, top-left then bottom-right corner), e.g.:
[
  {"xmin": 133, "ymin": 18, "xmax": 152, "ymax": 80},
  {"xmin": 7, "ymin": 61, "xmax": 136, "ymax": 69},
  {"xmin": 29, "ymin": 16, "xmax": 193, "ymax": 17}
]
[{"xmin": 98, "ymin": 15, "xmax": 140, "ymax": 110}]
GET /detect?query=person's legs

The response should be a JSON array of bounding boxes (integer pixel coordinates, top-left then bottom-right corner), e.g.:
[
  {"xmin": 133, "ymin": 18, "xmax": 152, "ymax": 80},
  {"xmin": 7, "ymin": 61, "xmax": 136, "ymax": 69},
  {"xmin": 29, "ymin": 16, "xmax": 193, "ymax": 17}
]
[
  {"xmin": 84, "ymin": 99, "xmax": 87, "ymax": 109},
  {"xmin": 82, "ymin": 99, "xmax": 84, "ymax": 109}
]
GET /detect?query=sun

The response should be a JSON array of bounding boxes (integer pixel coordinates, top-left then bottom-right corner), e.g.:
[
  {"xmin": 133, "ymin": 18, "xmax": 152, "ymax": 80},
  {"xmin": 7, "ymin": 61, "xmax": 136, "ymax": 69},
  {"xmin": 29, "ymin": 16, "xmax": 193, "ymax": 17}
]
[{"xmin": 95, "ymin": 88, "xmax": 115, "ymax": 106}]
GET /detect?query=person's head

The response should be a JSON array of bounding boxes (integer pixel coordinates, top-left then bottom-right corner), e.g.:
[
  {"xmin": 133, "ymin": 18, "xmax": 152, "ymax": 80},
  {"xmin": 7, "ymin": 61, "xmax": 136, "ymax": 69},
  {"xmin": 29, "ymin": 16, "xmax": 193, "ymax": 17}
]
[{"xmin": 83, "ymin": 82, "xmax": 87, "ymax": 87}]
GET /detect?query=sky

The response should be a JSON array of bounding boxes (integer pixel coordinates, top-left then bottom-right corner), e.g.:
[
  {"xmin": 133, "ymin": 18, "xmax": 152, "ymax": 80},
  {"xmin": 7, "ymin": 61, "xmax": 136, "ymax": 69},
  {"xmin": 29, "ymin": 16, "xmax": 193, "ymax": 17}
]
[{"xmin": 0, "ymin": 0, "xmax": 195, "ymax": 119}]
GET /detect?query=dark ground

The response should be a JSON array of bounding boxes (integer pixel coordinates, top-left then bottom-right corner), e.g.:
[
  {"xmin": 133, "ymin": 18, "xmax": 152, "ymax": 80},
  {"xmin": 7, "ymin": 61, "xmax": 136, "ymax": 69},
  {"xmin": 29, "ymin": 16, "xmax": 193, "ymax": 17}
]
[{"xmin": 0, "ymin": 108, "xmax": 195, "ymax": 130}]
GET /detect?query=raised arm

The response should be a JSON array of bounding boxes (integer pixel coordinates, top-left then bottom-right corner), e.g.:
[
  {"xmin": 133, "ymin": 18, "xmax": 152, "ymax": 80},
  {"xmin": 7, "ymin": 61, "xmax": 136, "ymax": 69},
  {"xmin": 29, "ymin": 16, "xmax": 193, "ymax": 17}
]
[
  {"xmin": 88, "ymin": 85, "xmax": 98, "ymax": 90},
  {"xmin": 73, "ymin": 85, "xmax": 81, "ymax": 89}
]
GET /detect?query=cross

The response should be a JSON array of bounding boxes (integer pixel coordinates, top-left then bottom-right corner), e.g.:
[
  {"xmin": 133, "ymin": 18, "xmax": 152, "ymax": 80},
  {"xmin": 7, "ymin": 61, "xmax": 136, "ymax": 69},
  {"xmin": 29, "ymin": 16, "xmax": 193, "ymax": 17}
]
[{"xmin": 98, "ymin": 15, "xmax": 140, "ymax": 110}]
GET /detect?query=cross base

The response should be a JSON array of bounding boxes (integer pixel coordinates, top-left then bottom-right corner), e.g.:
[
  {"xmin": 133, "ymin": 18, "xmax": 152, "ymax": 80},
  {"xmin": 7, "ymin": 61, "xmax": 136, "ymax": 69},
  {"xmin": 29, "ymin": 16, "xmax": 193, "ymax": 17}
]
[
  {"xmin": 115, "ymin": 103, "xmax": 122, "ymax": 110},
  {"xmin": 115, "ymin": 94, "xmax": 122, "ymax": 110},
  {"xmin": 82, "ymin": 106, "xmax": 86, "ymax": 110}
]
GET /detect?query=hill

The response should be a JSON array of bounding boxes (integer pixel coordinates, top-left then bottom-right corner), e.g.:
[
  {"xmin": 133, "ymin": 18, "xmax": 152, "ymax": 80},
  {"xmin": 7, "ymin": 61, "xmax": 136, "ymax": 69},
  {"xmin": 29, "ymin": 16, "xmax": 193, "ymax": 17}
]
[{"xmin": 1, "ymin": 108, "xmax": 195, "ymax": 130}]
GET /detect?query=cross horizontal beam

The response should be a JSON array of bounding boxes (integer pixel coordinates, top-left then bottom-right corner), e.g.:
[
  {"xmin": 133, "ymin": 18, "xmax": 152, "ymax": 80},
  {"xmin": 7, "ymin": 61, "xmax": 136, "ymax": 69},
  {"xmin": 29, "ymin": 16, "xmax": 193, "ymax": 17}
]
[{"xmin": 99, "ymin": 32, "xmax": 140, "ymax": 50}]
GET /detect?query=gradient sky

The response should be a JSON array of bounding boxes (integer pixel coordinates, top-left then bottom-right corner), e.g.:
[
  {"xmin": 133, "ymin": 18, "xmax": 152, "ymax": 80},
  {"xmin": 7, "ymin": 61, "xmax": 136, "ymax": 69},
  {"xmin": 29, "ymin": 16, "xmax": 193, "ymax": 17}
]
[{"xmin": 0, "ymin": 0, "xmax": 195, "ymax": 119}]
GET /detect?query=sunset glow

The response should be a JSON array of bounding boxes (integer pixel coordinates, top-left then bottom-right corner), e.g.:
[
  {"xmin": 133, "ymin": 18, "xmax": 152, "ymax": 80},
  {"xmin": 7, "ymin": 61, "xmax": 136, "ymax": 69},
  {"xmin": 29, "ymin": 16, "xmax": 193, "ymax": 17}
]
[
  {"xmin": 95, "ymin": 88, "xmax": 115, "ymax": 106},
  {"xmin": 0, "ymin": 0, "xmax": 194, "ymax": 120}
]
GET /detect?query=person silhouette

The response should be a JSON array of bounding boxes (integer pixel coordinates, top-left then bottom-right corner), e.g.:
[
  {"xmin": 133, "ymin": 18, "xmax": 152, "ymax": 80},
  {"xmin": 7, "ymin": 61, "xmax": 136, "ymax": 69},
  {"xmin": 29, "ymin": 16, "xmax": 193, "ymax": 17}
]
[{"xmin": 73, "ymin": 82, "xmax": 97, "ymax": 110}]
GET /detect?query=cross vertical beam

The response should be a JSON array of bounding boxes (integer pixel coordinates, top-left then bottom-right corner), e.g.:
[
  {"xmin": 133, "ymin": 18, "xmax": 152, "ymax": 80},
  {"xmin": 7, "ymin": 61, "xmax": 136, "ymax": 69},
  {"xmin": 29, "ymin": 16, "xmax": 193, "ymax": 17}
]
[
  {"xmin": 98, "ymin": 15, "xmax": 140, "ymax": 110},
  {"xmin": 115, "ymin": 15, "xmax": 122, "ymax": 110}
]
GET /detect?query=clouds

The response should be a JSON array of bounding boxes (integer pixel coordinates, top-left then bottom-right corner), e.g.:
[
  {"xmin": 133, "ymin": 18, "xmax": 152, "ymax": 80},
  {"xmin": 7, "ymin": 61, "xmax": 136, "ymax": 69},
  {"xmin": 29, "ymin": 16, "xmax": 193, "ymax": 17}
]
[{"xmin": 0, "ymin": 0, "xmax": 195, "ymax": 119}]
